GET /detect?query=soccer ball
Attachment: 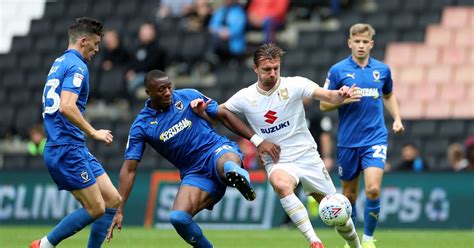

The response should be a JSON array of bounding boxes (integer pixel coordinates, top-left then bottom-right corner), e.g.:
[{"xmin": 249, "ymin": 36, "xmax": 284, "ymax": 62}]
[{"xmin": 319, "ymin": 193, "xmax": 352, "ymax": 226}]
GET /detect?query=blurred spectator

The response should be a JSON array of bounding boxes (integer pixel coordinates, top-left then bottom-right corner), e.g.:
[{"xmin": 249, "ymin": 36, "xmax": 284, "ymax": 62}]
[
  {"xmin": 460, "ymin": 136, "xmax": 474, "ymax": 171},
  {"xmin": 182, "ymin": 0, "xmax": 213, "ymax": 32},
  {"xmin": 396, "ymin": 143, "xmax": 428, "ymax": 172},
  {"xmin": 126, "ymin": 23, "xmax": 166, "ymax": 97},
  {"xmin": 157, "ymin": 0, "xmax": 194, "ymax": 19},
  {"xmin": 100, "ymin": 29, "xmax": 131, "ymax": 71},
  {"xmin": 447, "ymin": 143, "xmax": 468, "ymax": 172},
  {"xmin": 246, "ymin": 0, "xmax": 290, "ymax": 43},
  {"xmin": 208, "ymin": 0, "xmax": 246, "ymax": 64},
  {"xmin": 237, "ymin": 137, "xmax": 258, "ymax": 170},
  {"xmin": 27, "ymin": 124, "xmax": 45, "ymax": 156}
]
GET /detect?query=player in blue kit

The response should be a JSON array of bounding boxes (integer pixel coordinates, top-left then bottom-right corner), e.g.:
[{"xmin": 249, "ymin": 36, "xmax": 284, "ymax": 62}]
[
  {"xmin": 106, "ymin": 70, "xmax": 280, "ymax": 247},
  {"xmin": 320, "ymin": 23, "xmax": 404, "ymax": 248},
  {"xmin": 30, "ymin": 17, "xmax": 122, "ymax": 248}
]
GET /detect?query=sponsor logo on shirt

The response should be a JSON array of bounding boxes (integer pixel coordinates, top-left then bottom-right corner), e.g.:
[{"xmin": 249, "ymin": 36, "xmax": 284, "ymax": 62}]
[
  {"xmin": 264, "ymin": 110, "xmax": 278, "ymax": 124},
  {"xmin": 72, "ymin": 73, "xmax": 83, "ymax": 87},
  {"xmin": 159, "ymin": 118, "xmax": 192, "ymax": 142},
  {"xmin": 360, "ymin": 88, "xmax": 380, "ymax": 99},
  {"xmin": 260, "ymin": 121, "xmax": 290, "ymax": 134}
]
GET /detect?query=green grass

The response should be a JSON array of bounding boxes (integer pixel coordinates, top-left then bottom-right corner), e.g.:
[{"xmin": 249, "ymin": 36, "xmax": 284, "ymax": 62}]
[{"xmin": 2, "ymin": 226, "xmax": 473, "ymax": 248}]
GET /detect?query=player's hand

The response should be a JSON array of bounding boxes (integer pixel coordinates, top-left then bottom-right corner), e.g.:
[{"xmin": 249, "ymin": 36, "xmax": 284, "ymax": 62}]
[
  {"xmin": 392, "ymin": 119, "xmax": 405, "ymax": 134},
  {"xmin": 190, "ymin": 98, "xmax": 211, "ymax": 114},
  {"xmin": 257, "ymin": 141, "xmax": 280, "ymax": 164},
  {"xmin": 106, "ymin": 211, "xmax": 123, "ymax": 242},
  {"xmin": 340, "ymin": 84, "xmax": 362, "ymax": 104},
  {"xmin": 91, "ymin": 129, "xmax": 113, "ymax": 145}
]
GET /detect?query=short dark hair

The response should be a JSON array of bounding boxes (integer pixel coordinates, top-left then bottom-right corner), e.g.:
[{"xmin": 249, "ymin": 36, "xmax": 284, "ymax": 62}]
[
  {"xmin": 68, "ymin": 17, "xmax": 103, "ymax": 44},
  {"xmin": 253, "ymin": 43, "xmax": 285, "ymax": 67},
  {"xmin": 145, "ymin": 70, "xmax": 168, "ymax": 88}
]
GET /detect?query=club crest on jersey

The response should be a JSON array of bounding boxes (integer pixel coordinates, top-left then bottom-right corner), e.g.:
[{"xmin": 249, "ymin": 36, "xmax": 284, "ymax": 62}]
[
  {"xmin": 264, "ymin": 110, "xmax": 278, "ymax": 124},
  {"xmin": 278, "ymin": 88, "xmax": 289, "ymax": 100},
  {"xmin": 373, "ymin": 70, "xmax": 380, "ymax": 82},
  {"xmin": 175, "ymin": 101, "xmax": 184, "ymax": 110},
  {"xmin": 80, "ymin": 171, "xmax": 90, "ymax": 183}
]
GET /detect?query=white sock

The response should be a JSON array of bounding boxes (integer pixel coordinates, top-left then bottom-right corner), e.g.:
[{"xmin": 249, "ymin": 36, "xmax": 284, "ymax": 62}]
[
  {"xmin": 280, "ymin": 194, "xmax": 320, "ymax": 243},
  {"xmin": 335, "ymin": 219, "xmax": 361, "ymax": 248},
  {"xmin": 40, "ymin": 236, "xmax": 55, "ymax": 248},
  {"xmin": 362, "ymin": 234, "xmax": 374, "ymax": 241}
]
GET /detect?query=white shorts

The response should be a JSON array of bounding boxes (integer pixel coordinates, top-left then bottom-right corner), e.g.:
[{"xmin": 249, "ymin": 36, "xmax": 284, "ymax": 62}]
[{"xmin": 265, "ymin": 149, "xmax": 336, "ymax": 196}]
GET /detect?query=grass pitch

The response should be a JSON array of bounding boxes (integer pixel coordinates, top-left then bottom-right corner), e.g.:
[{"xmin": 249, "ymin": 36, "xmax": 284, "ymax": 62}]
[{"xmin": 2, "ymin": 226, "xmax": 472, "ymax": 248}]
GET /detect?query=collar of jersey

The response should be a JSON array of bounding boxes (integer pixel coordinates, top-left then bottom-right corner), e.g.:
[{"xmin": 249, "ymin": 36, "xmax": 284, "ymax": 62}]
[
  {"xmin": 65, "ymin": 49, "xmax": 86, "ymax": 62},
  {"xmin": 256, "ymin": 78, "xmax": 281, "ymax": 96},
  {"xmin": 347, "ymin": 55, "xmax": 373, "ymax": 69},
  {"xmin": 144, "ymin": 98, "xmax": 173, "ymax": 115}
]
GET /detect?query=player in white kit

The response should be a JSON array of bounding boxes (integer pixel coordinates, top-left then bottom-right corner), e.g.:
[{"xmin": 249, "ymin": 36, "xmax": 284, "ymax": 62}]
[{"xmin": 222, "ymin": 43, "xmax": 362, "ymax": 248}]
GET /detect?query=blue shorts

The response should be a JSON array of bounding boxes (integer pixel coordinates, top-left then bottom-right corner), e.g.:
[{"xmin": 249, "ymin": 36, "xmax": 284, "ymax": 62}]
[
  {"xmin": 337, "ymin": 143, "xmax": 387, "ymax": 181},
  {"xmin": 181, "ymin": 142, "xmax": 243, "ymax": 210},
  {"xmin": 44, "ymin": 144, "xmax": 105, "ymax": 191}
]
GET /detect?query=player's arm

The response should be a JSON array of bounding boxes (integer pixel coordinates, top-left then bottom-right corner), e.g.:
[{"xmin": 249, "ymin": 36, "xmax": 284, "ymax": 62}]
[
  {"xmin": 382, "ymin": 93, "xmax": 405, "ymax": 133},
  {"xmin": 107, "ymin": 159, "xmax": 139, "ymax": 242},
  {"xmin": 315, "ymin": 84, "xmax": 361, "ymax": 111},
  {"xmin": 60, "ymin": 91, "xmax": 113, "ymax": 144},
  {"xmin": 217, "ymin": 104, "xmax": 280, "ymax": 163}
]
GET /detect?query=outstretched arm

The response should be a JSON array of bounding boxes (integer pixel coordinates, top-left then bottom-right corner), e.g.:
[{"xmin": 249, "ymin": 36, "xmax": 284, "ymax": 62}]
[
  {"xmin": 382, "ymin": 93, "xmax": 405, "ymax": 133},
  {"xmin": 107, "ymin": 159, "xmax": 139, "ymax": 242},
  {"xmin": 317, "ymin": 85, "xmax": 362, "ymax": 112}
]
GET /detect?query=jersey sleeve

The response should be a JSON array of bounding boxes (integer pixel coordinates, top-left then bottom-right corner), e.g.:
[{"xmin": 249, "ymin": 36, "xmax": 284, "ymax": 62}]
[
  {"xmin": 294, "ymin": 76, "xmax": 319, "ymax": 98},
  {"xmin": 62, "ymin": 64, "xmax": 86, "ymax": 95},
  {"xmin": 224, "ymin": 89, "xmax": 245, "ymax": 114},
  {"xmin": 382, "ymin": 67, "xmax": 393, "ymax": 95},
  {"xmin": 324, "ymin": 67, "xmax": 339, "ymax": 90},
  {"xmin": 124, "ymin": 119, "xmax": 146, "ymax": 161}
]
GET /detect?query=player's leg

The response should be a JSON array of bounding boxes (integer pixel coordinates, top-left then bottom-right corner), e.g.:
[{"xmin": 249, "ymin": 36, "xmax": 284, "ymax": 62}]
[
  {"xmin": 269, "ymin": 165, "xmax": 321, "ymax": 245},
  {"xmin": 361, "ymin": 167, "xmax": 383, "ymax": 247},
  {"xmin": 87, "ymin": 172, "xmax": 122, "ymax": 248},
  {"xmin": 341, "ymin": 178, "xmax": 360, "ymax": 224},
  {"xmin": 31, "ymin": 145, "xmax": 106, "ymax": 248},
  {"xmin": 360, "ymin": 144, "xmax": 386, "ymax": 248},
  {"xmin": 338, "ymin": 146, "xmax": 362, "ymax": 225},
  {"xmin": 215, "ymin": 144, "xmax": 255, "ymax": 201},
  {"xmin": 170, "ymin": 183, "xmax": 214, "ymax": 248}
]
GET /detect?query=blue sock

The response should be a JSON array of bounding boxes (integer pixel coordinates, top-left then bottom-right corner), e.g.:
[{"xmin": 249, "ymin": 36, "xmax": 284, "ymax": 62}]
[
  {"xmin": 223, "ymin": 161, "xmax": 249, "ymax": 181},
  {"xmin": 88, "ymin": 208, "xmax": 116, "ymax": 248},
  {"xmin": 47, "ymin": 208, "xmax": 95, "ymax": 245},
  {"xmin": 351, "ymin": 203, "xmax": 357, "ymax": 226},
  {"xmin": 364, "ymin": 198, "xmax": 381, "ymax": 236},
  {"xmin": 169, "ymin": 210, "xmax": 212, "ymax": 248}
]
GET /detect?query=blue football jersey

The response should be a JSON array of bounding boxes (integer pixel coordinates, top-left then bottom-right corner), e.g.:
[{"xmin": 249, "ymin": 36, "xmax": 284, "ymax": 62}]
[
  {"xmin": 325, "ymin": 56, "xmax": 392, "ymax": 147},
  {"xmin": 42, "ymin": 49, "xmax": 89, "ymax": 146},
  {"xmin": 125, "ymin": 89, "xmax": 232, "ymax": 175}
]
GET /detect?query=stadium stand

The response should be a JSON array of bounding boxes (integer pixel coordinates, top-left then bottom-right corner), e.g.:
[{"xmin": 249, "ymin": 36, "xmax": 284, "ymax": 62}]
[{"xmin": 0, "ymin": 0, "xmax": 473, "ymax": 171}]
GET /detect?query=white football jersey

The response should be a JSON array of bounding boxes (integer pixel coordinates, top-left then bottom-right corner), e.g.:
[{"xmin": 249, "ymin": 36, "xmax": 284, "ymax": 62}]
[{"xmin": 225, "ymin": 76, "xmax": 321, "ymax": 165}]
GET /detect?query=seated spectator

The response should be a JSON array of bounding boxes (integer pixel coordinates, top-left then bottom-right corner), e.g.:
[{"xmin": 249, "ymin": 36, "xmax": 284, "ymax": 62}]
[
  {"xmin": 396, "ymin": 143, "xmax": 428, "ymax": 172},
  {"xmin": 460, "ymin": 136, "xmax": 474, "ymax": 171},
  {"xmin": 447, "ymin": 143, "xmax": 468, "ymax": 172},
  {"xmin": 208, "ymin": 0, "xmax": 246, "ymax": 64},
  {"xmin": 126, "ymin": 23, "xmax": 166, "ymax": 97},
  {"xmin": 27, "ymin": 124, "xmax": 46, "ymax": 156},
  {"xmin": 182, "ymin": 0, "xmax": 213, "ymax": 32},
  {"xmin": 157, "ymin": 0, "xmax": 194, "ymax": 19},
  {"xmin": 246, "ymin": 0, "xmax": 290, "ymax": 43},
  {"xmin": 100, "ymin": 29, "xmax": 131, "ymax": 71}
]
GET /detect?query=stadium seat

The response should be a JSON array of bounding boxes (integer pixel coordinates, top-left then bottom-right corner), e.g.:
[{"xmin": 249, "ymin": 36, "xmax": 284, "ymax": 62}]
[
  {"xmin": 10, "ymin": 36, "xmax": 33, "ymax": 53},
  {"xmin": 43, "ymin": 1, "xmax": 66, "ymax": 19},
  {"xmin": 376, "ymin": 0, "xmax": 402, "ymax": 13},
  {"xmin": 19, "ymin": 53, "xmax": 42, "ymax": 70},
  {"xmin": 425, "ymin": 25, "xmax": 452, "ymax": 47},
  {"xmin": 0, "ymin": 106, "xmax": 14, "ymax": 137},
  {"xmin": 438, "ymin": 120, "xmax": 466, "ymax": 138},
  {"xmin": 399, "ymin": 66, "xmax": 425, "ymax": 85},
  {"xmin": 282, "ymin": 49, "xmax": 306, "ymax": 68},
  {"xmin": 439, "ymin": 84, "xmax": 467, "ymax": 101},
  {"xmin": 468, "ymin": 84, "xmax": 474, "ymax": 100},
  {"xmin": 428, "ymin": 0, "xmax": 455, "ymax": 11},
  {"xmin": 452, "ymin": 102, "xmax": 474, "ymax": 118},
  {"xmin": 179, "ymin": 32, "xmax": 208, "ymax": 63},
  {"xmin": 400, "ymin": 28, "xmax": 426, "ymax": 42},
  {"xmin": 393, "ymin": 83, "xmax": 411, "ymax": 102},
  {"xmin": 454, "ymin": 65, "xmax": 474, "ymax": 84},
  {"xmin": 415, "ymin": 84, "xmax": 440, "ymax": 102},
  {"xmin": 411, "ymin": 120, "xmax": 437, "ymax": 137},
  {"xmin": 403, "ymin": 0, "xmax": 428, "ymax": 11},
  {"xmin": 322, "ymin": 32, "xmax": 346, "ymax": 49},
  {"xmin": 0, "ymin": 53, "xmax": 18, "ymax": 70},
  {"xmin": 215, "ymin": 66, "xmax": 241, "ymax": 86},
  {"xmin": 399, "ymin": 99, "xmax": 424, "ymax": 119},
  {"xmin": 28, "ymin": 156, "xmax": 45, "ymax": 170},
  {"xmin": 413, "ymin": 46, "xmax": 440, "ymax": 66},
  {"xmin": 417, "ymin": 12, "xmax": 442, "ymax": 29},
  {"xmin": 3, "ymin": 71, "xmax": 25, "ymax": 91},
  {"xmin": 390, "ymin": 12, "xmax": 416, "ymax": 31},
  {"xmin": 442, "ymin": 7, "xmax": 470, "ymax": 28},
  {"xmin": 97, "ymin": 68, "xmax": 126, "ymax": 102},
  {"xmin": 14, "ymin": 105, "xmax": 42, "ymax": 138},
  {"xmin": 338, "ymin": 13, "xmax": 364, "ymax": 31},
  {"xmin": 2, "ymin": 154, "xmax": 28, "ymax": 170},
  {"xmin": 67, "ymin": 1, "xmax": 90, "ymax": 17},
  {"xmin": 385, "ymin": 43, "xmax": 415, "ymax": 66},
  {"xmin": 426, "ymin": 65, "xmax": 453, "ymax": 84},
  {"xmin": 116, "ymin": 1, "xmax": 138, "ymax": 18},
  {"xmin": 35, "ymin": 35, "xmax": 58, "ymax": 53},
  {"xmin": 441, "ymin": 47, "xmax": 468, "ymax": 65},
  {"xmin": 309, "ymin": 50, "xmax": 333, "ymax": 68},
  {"xmin": 423, "ymin": 138, "xmax": 450, "ymax": 157},
  {"xmin": 297, "ymin": 31, "xmax": 321, "ymax": 50},
  {"xmin": 29, "ymin": 19, "xmax": 52, "ymax": 37},
  {"xmin": 90, "ymin": 0, "xmax": 114, "ymax": 18},
  {"xmin": 374, "ymin": 31, "xmax": 399, "ymax": 49},
  {"xmin": 364, "ymin": 13, "xmax": 389, "ymax": 30},
  {"xmin": 454, "ymin": 27, "xmax": 474, "ymax": 47},
  {"xmin": 424, "ymin": 100, "xmax": 452, "ymax": 118}
]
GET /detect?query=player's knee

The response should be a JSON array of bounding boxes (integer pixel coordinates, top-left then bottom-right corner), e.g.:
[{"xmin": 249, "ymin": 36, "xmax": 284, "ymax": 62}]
[
  {"xmin": 365, "ymin": 185, "xmax": 381, "ymax": 199},
  {"xmin": 169, "ymin": 210, "xmax": 192, "ymax": 227},
  {"xmin": 271, "ymin": 181, "xmax": 293, "ymax": 197},
  {"xmin": 85, "ymin": 200, "xmax": 106, "ymax": 219},
  {"xmin": 108, "ymin": 193, "xmax": 122, "ymax": 209}
]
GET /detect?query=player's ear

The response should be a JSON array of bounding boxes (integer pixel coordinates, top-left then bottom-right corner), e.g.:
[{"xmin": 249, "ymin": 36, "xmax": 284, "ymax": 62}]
[
  {"xmin": 347, "ymin": 38, "xmax": 351, "ymax": 48},
  {"xmin": 145, "ymin": 88, "xmax": 150, "ymax": 96},
  {"xmin": 252, "ymin": 64, "xmax": 258, "ymax": 73}
]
